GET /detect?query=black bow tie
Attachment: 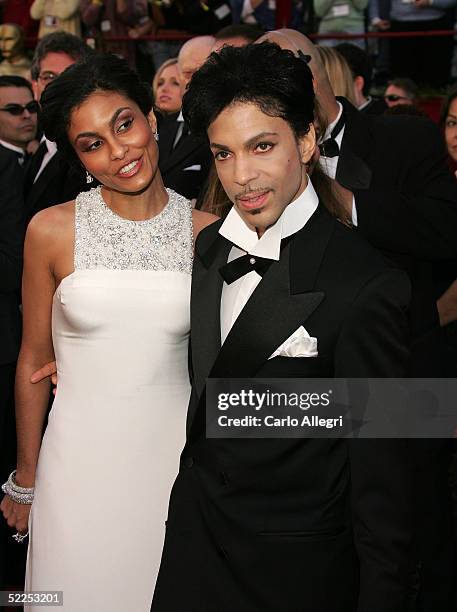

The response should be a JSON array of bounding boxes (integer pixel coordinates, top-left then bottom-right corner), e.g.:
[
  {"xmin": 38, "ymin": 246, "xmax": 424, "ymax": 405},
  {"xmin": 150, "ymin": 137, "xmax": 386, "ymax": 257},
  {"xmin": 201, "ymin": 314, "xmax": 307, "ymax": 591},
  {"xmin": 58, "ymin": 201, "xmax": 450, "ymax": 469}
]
[
  {"xmin": 219, "ymin": 253, "xmax": 273, "ymax": 284},
  {"xmin": 319, "ymin": 110, "xmax": 345, "ymax": 159}
]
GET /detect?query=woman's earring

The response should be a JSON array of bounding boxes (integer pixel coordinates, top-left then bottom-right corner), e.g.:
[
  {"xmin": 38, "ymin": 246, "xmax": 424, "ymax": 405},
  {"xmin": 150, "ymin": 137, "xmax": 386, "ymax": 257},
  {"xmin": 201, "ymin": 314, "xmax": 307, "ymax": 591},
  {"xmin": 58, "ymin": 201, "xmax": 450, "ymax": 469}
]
[
  {"xmin": 86, "ymin": 170, "xmax": 93, "ymax": 184},
  {"xmin": 153, "ymin": 131, "xmax": 159, "ymax": 142}
]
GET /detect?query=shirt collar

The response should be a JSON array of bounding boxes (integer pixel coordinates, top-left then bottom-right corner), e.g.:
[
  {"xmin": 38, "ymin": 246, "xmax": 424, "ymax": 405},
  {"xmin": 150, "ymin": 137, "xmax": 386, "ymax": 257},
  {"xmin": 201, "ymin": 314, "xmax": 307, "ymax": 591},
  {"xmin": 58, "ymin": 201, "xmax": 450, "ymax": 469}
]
[
  {"xmin": 0, "ymin": 139, "xmax": 25, "ymax": 156},
  {"xmin": 45, "ymin": 137, "xmax": 57, "ymax": 154},
  {"xmin": 177, "ymin": 111, "xmax": 184, "ymax": 122},
  {"xmin": 39, "ymin": 135, "xmax": 57, "ymax": 153},
  {"xmin": 358, "ymin": 96, "xmax": 372, "ymax": 111},
  {"xmin": 219, "ymin": 179, "xmax": 319, "ymax": 261},
  {"xmin": 322, "ymin": 101, "xmax": 343, "ymax": 142}
]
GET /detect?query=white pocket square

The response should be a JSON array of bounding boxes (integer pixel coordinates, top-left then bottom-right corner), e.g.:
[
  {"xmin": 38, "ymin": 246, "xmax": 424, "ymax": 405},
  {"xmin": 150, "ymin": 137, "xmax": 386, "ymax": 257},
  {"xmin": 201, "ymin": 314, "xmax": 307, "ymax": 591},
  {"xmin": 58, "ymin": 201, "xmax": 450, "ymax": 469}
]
[
  {"xmin": 269, "ymin": 326, "xmax": 318, "ymax": 359},
  {"xmin": 183, "ymin": 164, "xmax": 201, "ymax": 171}
]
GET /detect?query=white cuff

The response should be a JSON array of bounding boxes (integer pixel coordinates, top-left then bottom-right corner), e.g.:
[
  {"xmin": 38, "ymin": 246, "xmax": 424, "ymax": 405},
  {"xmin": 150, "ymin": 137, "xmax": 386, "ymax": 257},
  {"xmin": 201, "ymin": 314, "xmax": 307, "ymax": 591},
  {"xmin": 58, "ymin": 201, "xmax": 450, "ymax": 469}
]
[{"xmin": 351, "ymin": 195, "xmax": 358, "ymax": 227}]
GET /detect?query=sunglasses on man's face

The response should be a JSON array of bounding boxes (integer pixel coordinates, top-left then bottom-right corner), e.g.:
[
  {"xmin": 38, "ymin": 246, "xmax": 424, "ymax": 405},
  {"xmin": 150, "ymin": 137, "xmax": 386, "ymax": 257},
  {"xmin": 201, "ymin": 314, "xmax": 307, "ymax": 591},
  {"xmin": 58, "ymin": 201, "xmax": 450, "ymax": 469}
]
[
  {"xmin": 384, "ymin": 94, "xmax": 411, "ymax": 103},
  {"xmin": 0, "ymin": 101, "xmax": 40, "ymax": 116}
]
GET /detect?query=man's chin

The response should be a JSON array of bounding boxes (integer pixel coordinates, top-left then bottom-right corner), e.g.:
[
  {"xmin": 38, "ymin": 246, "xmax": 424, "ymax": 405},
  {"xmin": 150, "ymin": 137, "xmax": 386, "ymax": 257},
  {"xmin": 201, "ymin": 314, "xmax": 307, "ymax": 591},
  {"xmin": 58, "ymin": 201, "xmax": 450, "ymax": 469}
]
[{"xmin": 238, "ymin": 209, "xmax": 275, "ymax": 235}]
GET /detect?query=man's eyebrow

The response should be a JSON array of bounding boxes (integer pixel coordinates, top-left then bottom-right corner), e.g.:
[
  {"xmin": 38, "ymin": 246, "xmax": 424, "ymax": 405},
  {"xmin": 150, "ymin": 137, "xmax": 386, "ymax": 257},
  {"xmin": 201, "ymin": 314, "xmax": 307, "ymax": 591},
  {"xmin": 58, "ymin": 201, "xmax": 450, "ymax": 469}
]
[
  {"xmin": 210, "ymin": 131, "xmax": 279, "ymax": 150},
  {"xmin": 74, "ymin": 106, "xmax": 131, "ymax": 143}
]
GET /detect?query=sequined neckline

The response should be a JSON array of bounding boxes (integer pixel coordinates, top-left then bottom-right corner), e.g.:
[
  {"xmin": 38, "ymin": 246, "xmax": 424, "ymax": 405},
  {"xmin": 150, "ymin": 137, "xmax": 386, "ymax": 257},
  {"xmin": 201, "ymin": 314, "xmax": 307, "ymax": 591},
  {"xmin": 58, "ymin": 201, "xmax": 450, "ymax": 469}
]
[
  {"xmin": 74, "ymin": 185, "xmax": 193, "ymax": 273},
  {"xmin": 96, "ymin": 185, "xmax": 173, "ymax": 225}
]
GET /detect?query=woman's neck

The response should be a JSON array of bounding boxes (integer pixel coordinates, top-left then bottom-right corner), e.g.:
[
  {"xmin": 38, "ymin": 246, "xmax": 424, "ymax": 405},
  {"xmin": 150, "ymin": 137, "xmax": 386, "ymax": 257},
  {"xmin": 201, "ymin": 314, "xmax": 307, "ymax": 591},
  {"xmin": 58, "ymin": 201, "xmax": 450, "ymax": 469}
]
[{"xmin": 101, "ymin": 173, "xmax": 169, "ymax": 221}]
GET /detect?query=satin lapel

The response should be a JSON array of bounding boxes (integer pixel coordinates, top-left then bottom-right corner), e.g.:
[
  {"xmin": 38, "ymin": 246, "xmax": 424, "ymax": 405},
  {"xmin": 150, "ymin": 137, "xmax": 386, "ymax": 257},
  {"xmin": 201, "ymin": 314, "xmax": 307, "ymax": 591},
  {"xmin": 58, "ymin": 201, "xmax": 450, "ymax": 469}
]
[
  {"xmin": 336, "ymin": 97, "xmax": 373, "ymax": 191},
  {"xmin": 209, "ymin": 206, "xmax": 333, "ymax": 380},
  {"xmin": 158, "ymin": 113, "xmax": 180, "ymax": 162},
  {"xmin": 25, "ymin": 153, "xmax": 60, "ymax": 215},
  {"xmin": 190, "ymin": 223, "xmax": 231, "ymax": 403},
  {"xmin": 159, "ymin": 132, "xmax": 205, "ymax": 175}
]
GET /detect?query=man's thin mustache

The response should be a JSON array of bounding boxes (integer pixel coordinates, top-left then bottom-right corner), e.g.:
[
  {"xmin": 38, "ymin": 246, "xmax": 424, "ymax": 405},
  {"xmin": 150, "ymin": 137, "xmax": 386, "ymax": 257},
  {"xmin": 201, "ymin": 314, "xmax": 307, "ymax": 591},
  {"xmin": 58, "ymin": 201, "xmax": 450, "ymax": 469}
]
[{"xmin": 235, "ymin": 188, "xmax": 271, "ymax": 200}]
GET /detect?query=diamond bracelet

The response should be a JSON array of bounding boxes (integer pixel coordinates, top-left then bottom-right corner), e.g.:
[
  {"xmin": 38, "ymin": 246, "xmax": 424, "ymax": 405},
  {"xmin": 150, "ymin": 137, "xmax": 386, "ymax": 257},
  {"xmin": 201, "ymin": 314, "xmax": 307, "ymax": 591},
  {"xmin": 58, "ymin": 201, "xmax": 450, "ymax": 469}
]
[{"xmin": 1, "ymin": 470, "xmax": 34, "ymax": 505}]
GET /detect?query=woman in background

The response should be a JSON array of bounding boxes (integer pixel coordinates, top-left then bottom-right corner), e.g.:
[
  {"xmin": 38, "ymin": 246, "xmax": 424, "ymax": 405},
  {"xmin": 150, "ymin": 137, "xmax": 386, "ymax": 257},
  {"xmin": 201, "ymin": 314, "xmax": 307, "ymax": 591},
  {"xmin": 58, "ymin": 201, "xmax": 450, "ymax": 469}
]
[
  {"xmin": 152, "ymin": 58, "xmax": 182, "ymax": 115},
  {"xmin": 316, "ymin": 45, "xmax": 357, "ymax": 105},
  {"xmin": 441, "ymin": 85, "xmax": 457, "ymax": 179}
]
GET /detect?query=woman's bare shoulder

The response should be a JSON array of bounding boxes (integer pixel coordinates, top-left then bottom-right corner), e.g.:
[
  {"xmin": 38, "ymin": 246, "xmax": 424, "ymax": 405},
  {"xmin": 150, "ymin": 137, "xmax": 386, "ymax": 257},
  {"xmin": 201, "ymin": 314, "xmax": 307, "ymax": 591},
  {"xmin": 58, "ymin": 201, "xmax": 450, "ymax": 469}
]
[
  {"xmin": 192, "ymin": 209, "xmax": 219, "ymax": 241},
  {"xmin": 27, "ymin": 201, "xmax": 75, "ymax": 243},
  {"xmin": 26, "ymin": 200, "xmax": 75, "ymax": 249}
]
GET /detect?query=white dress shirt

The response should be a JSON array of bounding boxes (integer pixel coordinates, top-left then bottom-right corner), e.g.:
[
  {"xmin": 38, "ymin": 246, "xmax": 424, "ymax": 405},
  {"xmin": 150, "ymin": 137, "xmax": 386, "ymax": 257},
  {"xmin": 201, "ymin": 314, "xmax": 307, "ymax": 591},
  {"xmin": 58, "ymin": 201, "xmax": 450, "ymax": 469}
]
[
  {"xmin": 219, "ymin": 179, "xmax": 319, "ymax": 344},
  {"xmin": 318, "ymin": 101, "xmax": 358, "ymax": 226},
  {"xmin": 34, "ymin": 137, "xmax": 57, "ymax": 183},
  {"xmin": 172, "ymin": 111, "xmax": 185, "ymax": 149}
]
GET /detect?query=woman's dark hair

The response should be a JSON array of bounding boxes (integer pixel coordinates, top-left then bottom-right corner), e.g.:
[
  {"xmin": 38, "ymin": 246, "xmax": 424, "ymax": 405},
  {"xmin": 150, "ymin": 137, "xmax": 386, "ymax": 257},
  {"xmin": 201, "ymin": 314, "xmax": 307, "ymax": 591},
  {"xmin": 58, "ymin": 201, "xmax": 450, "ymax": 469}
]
[
  {"xmin": 187, "ymin": 42, "xmax": 350, "ymax": 224},
  {"xmin": 39, "ymin": 53, "xmax": 153, "ymax": 165},
  {"xmin": 440, "ymin": 84, "xmax": 457, "ymax": 129},
  {"xmin": 183, "ymin": 42, "xmax": 315, "ymax": 140}
]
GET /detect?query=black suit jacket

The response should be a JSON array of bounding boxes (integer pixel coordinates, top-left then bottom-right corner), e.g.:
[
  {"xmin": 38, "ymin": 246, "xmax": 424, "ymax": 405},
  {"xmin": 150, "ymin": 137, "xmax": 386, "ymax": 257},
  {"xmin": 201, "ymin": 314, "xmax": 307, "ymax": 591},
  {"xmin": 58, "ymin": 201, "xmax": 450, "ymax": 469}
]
[
  {"xmin": 0, "ymin": 145, "xmax": 24, "ymax": 365},
  {"xmin": 158, "ymin": 113, "xmax": 212, "ymax": 200},
  {"xmin": 337, "ymin": 98, "xmax": 457, "ymax": 375},
  {"xmin": 153, "ymin": 207, "xmax": 414, "ymax": 612},
  {"xmin": 24, "ymin": 148, "xmax": 89, "ymax": 223}
]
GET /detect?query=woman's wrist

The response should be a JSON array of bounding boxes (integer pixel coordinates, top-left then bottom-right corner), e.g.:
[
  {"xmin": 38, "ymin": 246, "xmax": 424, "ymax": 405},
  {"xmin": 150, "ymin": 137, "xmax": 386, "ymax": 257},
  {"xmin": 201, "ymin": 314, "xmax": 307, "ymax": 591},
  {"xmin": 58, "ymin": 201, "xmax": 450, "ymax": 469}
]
[
  {"xmin": 14, "ymin": 469, "xmax": 36, "ymax": 488},
  {"xmin": 2, "ymin": 470, "xmax": 35, "ymax": 504}
]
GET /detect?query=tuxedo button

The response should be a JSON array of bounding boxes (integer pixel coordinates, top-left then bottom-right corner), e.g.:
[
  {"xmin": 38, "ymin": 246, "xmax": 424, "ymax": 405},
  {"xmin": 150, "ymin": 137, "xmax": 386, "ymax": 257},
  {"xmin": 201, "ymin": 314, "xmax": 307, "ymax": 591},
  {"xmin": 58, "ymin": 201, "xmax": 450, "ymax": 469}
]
[
  {"xmin": 249, "ymin": 257, "xmax": 256, "ymax": 265},
  {"xmin": 184, "ymin": 456, "xmax": 194, "ymax": 468}
]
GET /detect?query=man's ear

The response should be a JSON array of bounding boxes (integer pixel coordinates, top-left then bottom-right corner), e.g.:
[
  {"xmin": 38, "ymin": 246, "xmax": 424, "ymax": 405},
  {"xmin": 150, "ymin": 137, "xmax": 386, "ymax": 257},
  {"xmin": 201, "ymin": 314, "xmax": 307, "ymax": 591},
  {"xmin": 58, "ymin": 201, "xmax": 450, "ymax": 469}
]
[
  {"xmin": 354, "ymin": 75, "xmax": 365, "ymax": 95},
  {"xmin": 147, "ymin": 110, "xmax": 157, "ymax": 134},
  {"xmin": 32, "ymin": 80, "xmax": 39, "ymax": 102},
  {"xmin": 298, "ymin": 123, "xmax": 316, "ymax": 164}
]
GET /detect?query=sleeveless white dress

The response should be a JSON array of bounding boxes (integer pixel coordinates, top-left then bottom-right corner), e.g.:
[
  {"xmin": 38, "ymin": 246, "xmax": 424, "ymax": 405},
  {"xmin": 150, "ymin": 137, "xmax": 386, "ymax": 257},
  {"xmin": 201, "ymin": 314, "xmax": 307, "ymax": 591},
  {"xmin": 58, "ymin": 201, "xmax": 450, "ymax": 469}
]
[{"xmin": 25, "ymin": 187, "xmax": 192, "ymax": 611}]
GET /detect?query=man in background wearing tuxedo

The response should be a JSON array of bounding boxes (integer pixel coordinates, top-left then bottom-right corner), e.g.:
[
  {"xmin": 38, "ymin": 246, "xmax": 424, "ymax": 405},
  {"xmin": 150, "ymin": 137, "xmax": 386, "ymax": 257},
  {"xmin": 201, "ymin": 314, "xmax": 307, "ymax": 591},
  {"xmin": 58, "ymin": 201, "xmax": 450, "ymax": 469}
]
[
  {"xmin": 265, "ymin": 28, "xmax": 457, "ymax": 612},
  {"xmin": 158, "ymin": 36, "xmax": 214, "ymax": 201},
  {"xmin": 152, "ymin": 42, "xmax": 414, "ymax": 612},
  {"xmin": 0, "ymin": 74, "xmax": 37, "ymax": 588},
  {"xmin": 24, "ymin": 32, "xmax": 93, "ymax": 224},
  {"xmin": 0, "ymin": 76, "xmax": 37, "ymax": 169}
]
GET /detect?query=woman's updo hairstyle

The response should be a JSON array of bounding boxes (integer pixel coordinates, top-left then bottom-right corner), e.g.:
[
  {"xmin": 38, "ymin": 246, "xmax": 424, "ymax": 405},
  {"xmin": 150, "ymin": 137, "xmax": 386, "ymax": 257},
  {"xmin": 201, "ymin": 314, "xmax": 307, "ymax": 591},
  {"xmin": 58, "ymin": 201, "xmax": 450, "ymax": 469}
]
[{"xmin": 40, "ymin": 53, "xmax": 154, "ymax": 165}]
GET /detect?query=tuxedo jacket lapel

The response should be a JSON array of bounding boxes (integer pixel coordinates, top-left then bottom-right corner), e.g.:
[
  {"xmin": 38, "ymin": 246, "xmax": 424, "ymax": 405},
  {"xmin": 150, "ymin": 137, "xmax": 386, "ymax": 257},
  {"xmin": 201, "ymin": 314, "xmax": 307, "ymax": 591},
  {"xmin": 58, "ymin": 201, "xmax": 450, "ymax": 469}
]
[
  {"xmin": 158, "ymin": 113, "xmax": 180, "ymax": 160},
  {"xmin": 210, "ymin": 206, "xmax": 332, "ymax": 379},
  {"xmin": 25, "ymin": 153, "xmax": 60, "ymax": 216},
  {"xmin": 191, "ymin": 220, "xmax": 231, "ymax": 401},
  {"xmin": 159, "ymin": 131, "xmax": 203, "ymax": 175},
  {"xmin": 190, "ymin": 206, "xmax": 335, "ymax": 405},
  {"xmin": 336, "ymin": 97, "xmax": 373, "ymax": 191}
]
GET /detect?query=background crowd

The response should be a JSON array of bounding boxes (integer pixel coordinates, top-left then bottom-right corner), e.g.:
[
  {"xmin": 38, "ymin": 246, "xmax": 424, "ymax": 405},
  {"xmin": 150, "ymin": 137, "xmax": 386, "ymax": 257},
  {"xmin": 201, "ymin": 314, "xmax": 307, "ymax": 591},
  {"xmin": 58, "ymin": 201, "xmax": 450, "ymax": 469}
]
[
  {"xmin": 0, "ymin": 0, "xmax": 456, "ymax": 86},
  {"xmin": 0, "ymin": 1, "xmax": 457, "ymax": 610}
]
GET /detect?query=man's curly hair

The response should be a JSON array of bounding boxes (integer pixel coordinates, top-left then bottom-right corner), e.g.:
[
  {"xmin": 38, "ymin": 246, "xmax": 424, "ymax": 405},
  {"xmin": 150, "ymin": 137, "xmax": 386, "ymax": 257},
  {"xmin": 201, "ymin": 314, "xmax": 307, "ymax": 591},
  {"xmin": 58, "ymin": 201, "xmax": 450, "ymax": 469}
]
[{"xmin": 183, "ymin": 41, "xmax": 315, "ymax": 141}]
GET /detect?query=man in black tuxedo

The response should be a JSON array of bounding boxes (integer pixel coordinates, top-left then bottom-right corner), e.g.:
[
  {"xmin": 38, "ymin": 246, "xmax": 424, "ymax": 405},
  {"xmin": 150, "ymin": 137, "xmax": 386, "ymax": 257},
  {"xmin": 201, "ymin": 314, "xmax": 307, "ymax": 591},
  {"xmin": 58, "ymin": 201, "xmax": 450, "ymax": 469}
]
[
  {"xmin": 0, "ymin": 144, "xmax": 25, "ymax": 589},
  {"xmin": 334, "ymin": 43, "xmax": 387, "ymax": 116},
  {"xmin": 0, "ymin": 76, "xmax": 36, "ymax": 588},
  {"xmin": 152, "ymin": 43, "xmax": 414, "ymax": 612},
  {"xmin": 24, "ymin": 32, "xmax": 93, "ymax": 224},
  {"xmin": 158, "ymin": 36, "xmax": 214, "ymax": 200},
  {"xmin": 0, "ymin": 76, "xmax": 38, "ymax": 168},
  {"xmin": 264, "ymin": 29, "xmax": 457, "ymax": 612}
]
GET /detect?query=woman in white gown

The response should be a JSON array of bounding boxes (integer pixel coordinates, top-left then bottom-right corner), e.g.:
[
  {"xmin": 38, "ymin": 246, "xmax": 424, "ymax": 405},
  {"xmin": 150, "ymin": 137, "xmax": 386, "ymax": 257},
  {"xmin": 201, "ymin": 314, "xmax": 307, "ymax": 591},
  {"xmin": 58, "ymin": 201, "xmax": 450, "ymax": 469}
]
[{"xmin": 0, "ymin": 54, "xmax": 216, "ymax": 610}]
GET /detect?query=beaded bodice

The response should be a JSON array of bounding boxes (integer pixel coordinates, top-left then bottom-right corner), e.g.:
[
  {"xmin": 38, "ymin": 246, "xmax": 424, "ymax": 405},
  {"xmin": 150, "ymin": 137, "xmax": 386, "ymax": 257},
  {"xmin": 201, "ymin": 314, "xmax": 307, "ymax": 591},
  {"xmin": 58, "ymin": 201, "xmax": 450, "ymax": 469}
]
[{"xmin": 74, "ymin": 187, "xmax": 193, "ymax": 273}]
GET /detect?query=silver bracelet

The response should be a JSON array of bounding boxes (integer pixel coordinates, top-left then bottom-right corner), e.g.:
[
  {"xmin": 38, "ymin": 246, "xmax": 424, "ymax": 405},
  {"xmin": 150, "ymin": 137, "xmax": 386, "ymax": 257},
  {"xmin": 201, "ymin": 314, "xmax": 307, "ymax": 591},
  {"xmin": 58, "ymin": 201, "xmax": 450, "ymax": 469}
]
[{"xmin": 1, "ymin": 470, "xmax": 34, "ymax": 505}]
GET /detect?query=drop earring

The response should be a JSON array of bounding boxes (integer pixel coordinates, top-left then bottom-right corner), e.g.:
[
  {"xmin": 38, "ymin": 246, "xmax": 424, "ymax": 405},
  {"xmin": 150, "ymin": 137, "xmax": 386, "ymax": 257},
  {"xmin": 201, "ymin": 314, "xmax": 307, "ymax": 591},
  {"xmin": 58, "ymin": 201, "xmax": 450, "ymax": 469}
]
[
  {"xmin": 153, "ymin": 131, "xmax": 159, "ymax": 141},
  {"xmin": 86, "ymin": 170, "xmax": 93, "ymax": 184}
]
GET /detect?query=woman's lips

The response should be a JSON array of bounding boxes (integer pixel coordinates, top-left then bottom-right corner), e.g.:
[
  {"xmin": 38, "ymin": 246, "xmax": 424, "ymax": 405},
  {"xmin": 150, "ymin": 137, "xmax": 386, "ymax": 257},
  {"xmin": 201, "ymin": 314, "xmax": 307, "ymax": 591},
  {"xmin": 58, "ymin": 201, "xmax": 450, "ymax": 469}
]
[{"xmin": 117, "ymin": 156, "xmax": 143, "ymax": 178}]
